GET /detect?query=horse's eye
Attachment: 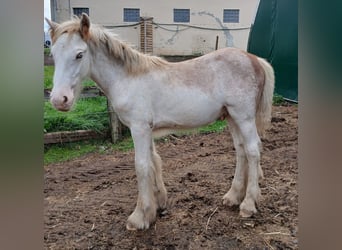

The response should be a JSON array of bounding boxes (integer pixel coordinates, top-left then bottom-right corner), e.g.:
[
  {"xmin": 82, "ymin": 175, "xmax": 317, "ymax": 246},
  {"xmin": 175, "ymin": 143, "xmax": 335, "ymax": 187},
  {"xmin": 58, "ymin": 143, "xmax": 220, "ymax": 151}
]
[{"xmin": 76, "ymin": 52, "xmax": 83, "ymax": 60}]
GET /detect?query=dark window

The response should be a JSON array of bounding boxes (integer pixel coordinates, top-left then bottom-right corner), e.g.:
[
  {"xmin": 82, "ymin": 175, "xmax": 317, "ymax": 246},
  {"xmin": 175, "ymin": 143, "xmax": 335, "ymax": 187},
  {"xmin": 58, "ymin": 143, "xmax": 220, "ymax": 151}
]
[
  {"xmin": 73, "ymin": 8, "xmax": 89, "ymax": 17},
  {"xmin": 123, "ymin": 8, "xmax": 140, "ymax": 22},
  {"xmin": 174, "ymin": 9, "xmax": 190, "ymax": 23},
  {"xmin": 223, "ymin": 9, "xmax": 239, "ymax": 23}
]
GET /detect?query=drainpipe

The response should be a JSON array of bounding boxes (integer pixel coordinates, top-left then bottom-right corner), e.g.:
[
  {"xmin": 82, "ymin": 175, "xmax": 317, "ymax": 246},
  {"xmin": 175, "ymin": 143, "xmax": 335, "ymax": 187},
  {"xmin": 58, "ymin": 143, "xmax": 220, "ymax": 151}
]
[{"xmin": 68, "ymin": 0, "xmax": 71, "ymax": 18}]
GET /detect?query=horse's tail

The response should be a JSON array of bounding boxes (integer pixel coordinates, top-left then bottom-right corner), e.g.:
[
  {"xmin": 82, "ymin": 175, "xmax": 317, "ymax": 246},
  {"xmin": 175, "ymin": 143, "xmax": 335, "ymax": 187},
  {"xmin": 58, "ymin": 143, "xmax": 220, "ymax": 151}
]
[{"xmin": 256, "ymin": 57, "xmax": 275, "ymax": 137}]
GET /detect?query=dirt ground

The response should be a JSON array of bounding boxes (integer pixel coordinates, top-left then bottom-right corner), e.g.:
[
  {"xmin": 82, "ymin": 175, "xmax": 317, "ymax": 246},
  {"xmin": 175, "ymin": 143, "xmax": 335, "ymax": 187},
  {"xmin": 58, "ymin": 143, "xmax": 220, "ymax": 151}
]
[{"xmin": 44, "ymin": 105, "xmax": 298, "ymax": 249}]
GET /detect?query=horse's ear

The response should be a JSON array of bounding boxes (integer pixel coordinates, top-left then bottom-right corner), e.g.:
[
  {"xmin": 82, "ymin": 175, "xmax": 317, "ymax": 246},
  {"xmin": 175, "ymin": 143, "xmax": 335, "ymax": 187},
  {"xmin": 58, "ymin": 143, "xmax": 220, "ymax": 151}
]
[
  {"xmin": 45, "ymin": 18, "xmax": 59, "ymax": 30},
  {"xmin": 45, "ymin": 18, "xmax": 59, "ymax": 42},
  {"xmin": 80, "ymin": 13, "xmax": 90, "ymax": 40}
]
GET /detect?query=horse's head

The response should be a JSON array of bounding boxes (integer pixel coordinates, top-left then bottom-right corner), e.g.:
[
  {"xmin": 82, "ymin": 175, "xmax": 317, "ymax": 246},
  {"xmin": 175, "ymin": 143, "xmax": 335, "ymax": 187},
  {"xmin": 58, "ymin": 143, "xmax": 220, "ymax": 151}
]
[{"xmin": 46, "ymin": 14, "xmax": 91, "ymax": 111}]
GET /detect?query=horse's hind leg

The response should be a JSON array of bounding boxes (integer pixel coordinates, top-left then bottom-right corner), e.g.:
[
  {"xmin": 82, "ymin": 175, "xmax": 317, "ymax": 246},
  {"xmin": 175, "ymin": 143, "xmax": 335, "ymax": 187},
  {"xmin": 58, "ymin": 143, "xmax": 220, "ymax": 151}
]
[
  {"xmin": 226, "ymin": 107, "xmax": 262, "ymax": 217},
  {"xmin": 152, "ymin": 142, "xmax": 167, "ymax": 210},
  {"xmin": 239, "ymin": 121, "xmax": 262, "ymax": 217},
  {"xmin": 223, "ymin": 116, "xmax": 248, "ymax": 206}
]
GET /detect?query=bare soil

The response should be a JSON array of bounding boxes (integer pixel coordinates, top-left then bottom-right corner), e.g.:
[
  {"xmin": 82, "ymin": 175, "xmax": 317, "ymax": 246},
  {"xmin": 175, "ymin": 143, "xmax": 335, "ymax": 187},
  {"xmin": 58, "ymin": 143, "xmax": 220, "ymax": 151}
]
[{"xmin": 44, "ymin": 105, "xmax": 298, "ymax": 249}]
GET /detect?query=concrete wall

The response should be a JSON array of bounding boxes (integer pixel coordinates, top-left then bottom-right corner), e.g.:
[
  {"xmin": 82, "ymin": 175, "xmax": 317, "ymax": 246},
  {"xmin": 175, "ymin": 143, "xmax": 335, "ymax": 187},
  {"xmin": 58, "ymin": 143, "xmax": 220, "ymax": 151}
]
[
  {"xmin": 50, "ymin": 0, "xmax": 71, "ymax": 23},
  {"xmin": 52, "ymin": 0, "xmax": 259, "ymax": 55}
]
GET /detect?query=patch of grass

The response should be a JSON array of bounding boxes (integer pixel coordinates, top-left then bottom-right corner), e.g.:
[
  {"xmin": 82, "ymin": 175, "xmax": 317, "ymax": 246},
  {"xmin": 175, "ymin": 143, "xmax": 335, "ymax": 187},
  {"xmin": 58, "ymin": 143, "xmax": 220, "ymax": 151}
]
[
  {"xmin": 44, "ymin": 66, "xmax": 54, "ymax": 89},
  {"xmin": 273, "ymin": 93, "xmax": 285, "ymax": 106},
  {"xmin": 44, "ymin": 65, "xmax": 96, "ymax": 90},
  {"xmin": 44, "ymin": 96, "xmax": 109, "ymax": 133},
  {"xmin": 111, "ymin": 137, "xmax": 134, "ymax": 152},
  {"xmin": 44, "ymin": 138, "xmax": 134, "ymax": 165},
  {"xmin": 44, "ymin": 48, "xmax": 50, "ymax": 55},
  {"xmin": 44, "ymin": 140, "xmax": 110, "ymax": 165},
  {"xmin": 83, "ymin": 78, "xmax": 97, "ymax": 88},
  {"xmin": 44, "ymin": 142, "xmax": 96, "ymax": 165},
  {"xmin": 198, "ymin": 120, "xmax": 227, "ymax": 134}
]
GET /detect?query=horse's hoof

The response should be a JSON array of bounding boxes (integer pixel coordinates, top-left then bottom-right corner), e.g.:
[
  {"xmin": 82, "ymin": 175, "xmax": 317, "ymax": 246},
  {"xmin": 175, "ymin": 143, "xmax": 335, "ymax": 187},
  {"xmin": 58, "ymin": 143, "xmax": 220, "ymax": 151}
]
[
  {"xmin": 126, "ymin": 206, "xmax": 156, "ymax": 230},
  {"xmin": 239, "ymin": 200, "xmax": 257, "ymax": 217},
  {"xmin": 222, "ymin": 190, "xmax": 243, "ymax": 207},
  {"xmin": 126, "ymin": 218, "xmax": 150, "ymax": 231},
  {"xmin": 239, "ymin": 208, "xmax": 255, "ymax": 218},
  {"xmin": 222, "ymin": 196, "xmax": 240, "ymax": 207},
  {"xmin": 126, "ymin": 222, "xmax": 138, "ymax": 231}
]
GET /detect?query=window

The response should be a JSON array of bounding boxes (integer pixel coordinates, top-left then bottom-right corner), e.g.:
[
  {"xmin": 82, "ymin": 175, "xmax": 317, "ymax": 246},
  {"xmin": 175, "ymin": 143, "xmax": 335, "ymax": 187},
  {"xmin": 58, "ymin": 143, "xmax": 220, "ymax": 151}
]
[
  {"xmin": 123, "ymin": 8, "xmax": 140, "ymax": 22},
  {"xmin": 73, "ymin": 8, "xmax": 89, "ymax": 17},
  {"xmin": 223, "ymin": 9, "xmax": 239, "ymax": 23},
  {"xmin": 173, "ymin": 9, "xmax": 190, "ymax": 23}
]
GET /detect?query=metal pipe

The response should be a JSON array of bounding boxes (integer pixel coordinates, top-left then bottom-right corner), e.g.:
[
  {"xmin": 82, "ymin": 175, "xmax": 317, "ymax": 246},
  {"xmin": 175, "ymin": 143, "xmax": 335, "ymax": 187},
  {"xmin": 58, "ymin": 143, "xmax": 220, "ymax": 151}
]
[{"xmin": 215, "ymin": 35, "xmax": 219, "ymax": 50}]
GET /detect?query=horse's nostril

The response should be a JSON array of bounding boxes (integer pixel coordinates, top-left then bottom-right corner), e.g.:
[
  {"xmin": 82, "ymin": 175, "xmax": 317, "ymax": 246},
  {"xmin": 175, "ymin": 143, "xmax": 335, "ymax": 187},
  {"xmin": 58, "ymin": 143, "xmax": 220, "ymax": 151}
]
[{"xmin": 63, "ymin": 96, "xmax": 68, "ymax": 103}]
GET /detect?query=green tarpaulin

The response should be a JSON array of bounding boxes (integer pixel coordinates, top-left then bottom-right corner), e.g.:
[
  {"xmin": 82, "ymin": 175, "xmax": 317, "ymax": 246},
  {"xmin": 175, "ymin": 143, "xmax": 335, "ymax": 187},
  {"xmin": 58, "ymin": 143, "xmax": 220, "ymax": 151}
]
[{"xmin": 248, "ymin": 0, "xmax": 298, "ymax": 101}]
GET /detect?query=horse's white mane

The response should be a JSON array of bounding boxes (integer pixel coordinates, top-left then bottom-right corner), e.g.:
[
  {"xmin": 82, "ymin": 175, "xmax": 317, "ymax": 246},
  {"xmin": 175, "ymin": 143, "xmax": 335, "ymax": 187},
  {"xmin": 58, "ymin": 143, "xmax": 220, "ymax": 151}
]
[{"xmin": 50, "ymin": 17, "xmax": 168, "ymax": 75}]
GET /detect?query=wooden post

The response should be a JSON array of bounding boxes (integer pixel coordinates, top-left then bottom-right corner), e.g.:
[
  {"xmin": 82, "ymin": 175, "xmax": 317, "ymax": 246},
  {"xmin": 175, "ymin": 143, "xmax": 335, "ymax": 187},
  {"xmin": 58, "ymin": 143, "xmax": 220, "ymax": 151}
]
[
  {"xmin": 140, "ymin": 17, "xmax": 153, "ymax": 54},
  {"xmin": 107, "ymin": 99, "xmax": 123, "ymax": 143},
  {"xmin": 215, "ymin": 35, "xmax": 219, "ymax": 50}
]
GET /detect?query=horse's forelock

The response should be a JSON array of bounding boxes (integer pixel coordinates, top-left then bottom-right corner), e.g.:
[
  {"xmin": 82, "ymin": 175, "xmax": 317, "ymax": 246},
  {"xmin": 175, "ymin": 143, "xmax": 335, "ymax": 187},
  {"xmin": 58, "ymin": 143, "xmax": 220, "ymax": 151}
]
[{"xmin": 50, "ymin": 19, "xmax": 81, "ymax": 43}]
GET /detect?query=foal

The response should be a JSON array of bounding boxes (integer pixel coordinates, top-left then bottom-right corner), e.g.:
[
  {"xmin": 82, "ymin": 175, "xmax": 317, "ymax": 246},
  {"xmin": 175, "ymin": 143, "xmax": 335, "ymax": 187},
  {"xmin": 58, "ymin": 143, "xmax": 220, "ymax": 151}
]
[{"xmin": 46, "ymin": 14, "xmax": 274, "ymax": 230}]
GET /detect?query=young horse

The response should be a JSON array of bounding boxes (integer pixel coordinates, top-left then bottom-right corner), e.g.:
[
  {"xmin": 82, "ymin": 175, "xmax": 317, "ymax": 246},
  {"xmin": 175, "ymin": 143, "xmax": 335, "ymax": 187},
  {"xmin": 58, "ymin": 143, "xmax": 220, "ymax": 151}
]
[{"xmin": 46, "ymin": 14, "xmax": 274, "ymax": 230}]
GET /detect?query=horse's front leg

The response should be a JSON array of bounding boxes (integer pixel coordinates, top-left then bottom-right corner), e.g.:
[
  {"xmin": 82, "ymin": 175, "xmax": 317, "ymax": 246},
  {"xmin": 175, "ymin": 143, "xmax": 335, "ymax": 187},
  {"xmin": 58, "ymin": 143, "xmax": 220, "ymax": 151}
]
[{"xmin": 126, "ymin": 125, "xmax": 157, "ymax": 230}]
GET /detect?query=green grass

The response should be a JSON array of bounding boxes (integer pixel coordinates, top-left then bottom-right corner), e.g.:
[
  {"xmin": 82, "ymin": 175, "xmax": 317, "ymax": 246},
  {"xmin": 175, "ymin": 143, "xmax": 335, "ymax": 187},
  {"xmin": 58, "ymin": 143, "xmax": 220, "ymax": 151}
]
[
  {"xmin": 273, "ymin": 93, "xmax": 286, "ymax": 105},
  {"xmin": 44, "ymin": 64, "xmax": 107, "ymax": 133},
  {"xmin": 111, "ymin": 137, "xmax": 134, "ymax": 151},
  {"xmin": 44, "ymin": 137, "xmax": 134, "ymax": 165},
  {"xmin": 44, "ymin": 66, "xmax": 54, "ymax": 89},
  {"xmin": 198, "ymin": 120, "xmax": 227, "ymax": 134},
  {"xmin": 44, "ymin": 63, "xmax": 111, "ymax": 164},
  {"xmin": 44, "ymin": 96, "xmax": 109, "ymax": 133},
  {"xmin": 44, "ymin": 65, "xmax": 96, "ymax": 90},
  {"xmin": 45, "ymin": 139, "xmax": 135, "ymax": 165},
  {"xmin": 44, "ymin": 48, "xmax": 50, "ymax": 55},
  {"xmin": 44, "ymin": 141, "xmax": 99, "ymax": 165}
]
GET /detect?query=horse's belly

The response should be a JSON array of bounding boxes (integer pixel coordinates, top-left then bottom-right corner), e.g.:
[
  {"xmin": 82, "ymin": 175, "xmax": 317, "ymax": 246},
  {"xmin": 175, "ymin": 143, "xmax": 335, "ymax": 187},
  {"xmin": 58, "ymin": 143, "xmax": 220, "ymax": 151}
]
[{"xmin": 152, "ymin": 91, "xmax": 223, "ymax": 130}]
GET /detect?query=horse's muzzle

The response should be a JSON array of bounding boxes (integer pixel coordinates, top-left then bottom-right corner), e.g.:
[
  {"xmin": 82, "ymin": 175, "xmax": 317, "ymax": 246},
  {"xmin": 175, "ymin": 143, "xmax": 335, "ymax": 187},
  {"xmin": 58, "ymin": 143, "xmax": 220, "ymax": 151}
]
[{"xmin": 50, "ymin": 94, "xmax": 73, "ymax": 112}]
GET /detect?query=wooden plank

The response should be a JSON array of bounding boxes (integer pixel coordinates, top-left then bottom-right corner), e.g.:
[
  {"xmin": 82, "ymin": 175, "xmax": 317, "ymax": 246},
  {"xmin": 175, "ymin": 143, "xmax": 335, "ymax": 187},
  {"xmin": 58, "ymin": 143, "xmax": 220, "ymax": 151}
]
[{"xmin": 44, "ymin": 130, "xmax": 108, "ymax": 144}]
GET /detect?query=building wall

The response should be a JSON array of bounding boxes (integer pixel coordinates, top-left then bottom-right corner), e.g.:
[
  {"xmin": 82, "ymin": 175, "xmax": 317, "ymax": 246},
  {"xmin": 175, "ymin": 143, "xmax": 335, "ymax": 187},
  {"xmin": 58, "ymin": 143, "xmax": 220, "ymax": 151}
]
[
  {"xmin": 50, "ymin": 0, "xmax": 71, "ymax": 23},
  {"xmin": 53, "ymin": 0, "xmax": 260, "ymax": 55}
]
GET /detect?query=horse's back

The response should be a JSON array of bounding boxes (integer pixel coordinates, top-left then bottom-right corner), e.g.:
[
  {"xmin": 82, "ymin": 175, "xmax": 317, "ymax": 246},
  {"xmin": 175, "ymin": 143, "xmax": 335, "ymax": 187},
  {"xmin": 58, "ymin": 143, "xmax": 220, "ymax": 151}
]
[{"xmin": 163, "ymin": 48, "xmax": 263, "ymax": 102}]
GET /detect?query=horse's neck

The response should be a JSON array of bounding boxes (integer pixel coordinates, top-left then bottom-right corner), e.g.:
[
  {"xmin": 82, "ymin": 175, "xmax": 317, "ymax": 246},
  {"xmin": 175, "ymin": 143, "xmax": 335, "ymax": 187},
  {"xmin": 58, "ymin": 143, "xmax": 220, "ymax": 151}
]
[{"xmin": 89, "ymin": 48, "xmax": 126, "ymax": 95}]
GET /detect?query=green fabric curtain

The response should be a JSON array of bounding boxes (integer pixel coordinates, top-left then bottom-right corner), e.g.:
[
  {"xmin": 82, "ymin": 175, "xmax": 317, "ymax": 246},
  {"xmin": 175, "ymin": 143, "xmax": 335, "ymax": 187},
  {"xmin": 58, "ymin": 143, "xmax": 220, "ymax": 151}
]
[{"xmin": 248, "ymin": 0, "xmax": 298, "ymax": 101}]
